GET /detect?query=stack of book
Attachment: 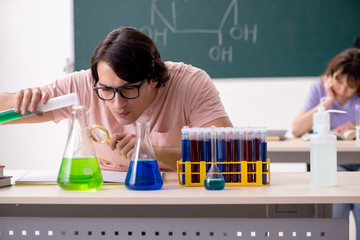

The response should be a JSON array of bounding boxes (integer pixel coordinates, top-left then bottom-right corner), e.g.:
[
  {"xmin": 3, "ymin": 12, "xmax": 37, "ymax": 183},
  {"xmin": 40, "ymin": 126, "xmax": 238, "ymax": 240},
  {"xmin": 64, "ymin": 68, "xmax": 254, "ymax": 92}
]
[{"xmin": 0, "ymin": 165, "xmax": 12, "ymax": 188}]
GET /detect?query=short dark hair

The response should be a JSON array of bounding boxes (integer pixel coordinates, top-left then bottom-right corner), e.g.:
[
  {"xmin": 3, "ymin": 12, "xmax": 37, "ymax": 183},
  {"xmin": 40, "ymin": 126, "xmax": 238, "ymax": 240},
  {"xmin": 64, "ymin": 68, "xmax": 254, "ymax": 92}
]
[
  {"xmin": 323, "ymin": 48, "xmax": 360, "ymax": 94},
  {"xmin": 91, "ymin": 27, "xmax": 169, "ymax": 87}
]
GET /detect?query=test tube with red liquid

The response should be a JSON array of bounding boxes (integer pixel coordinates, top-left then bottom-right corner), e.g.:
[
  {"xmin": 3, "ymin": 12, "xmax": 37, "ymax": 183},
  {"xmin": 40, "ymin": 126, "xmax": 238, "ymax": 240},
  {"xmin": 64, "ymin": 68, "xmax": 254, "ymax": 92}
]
[
  {"xmin": 251, "ymin": 128, "xmax": 260, "ymax": 183},
  {"xmin": 231, "ymin": 127, "xmax": 240, "ymax": 182},
  {"xmin": 216, "ymin": 127, "xmax": 225, "ymax": 174},
  {"xmin": 224, "ymin": 128, "xmax": 232, "ymax": 183},
  {"xmin": 246, "ymin": 127, "xmax": 254, "ymax": 183},
  {"xmin": 189, "ymin": 128, "xmax": 199, "ymax": 183}
]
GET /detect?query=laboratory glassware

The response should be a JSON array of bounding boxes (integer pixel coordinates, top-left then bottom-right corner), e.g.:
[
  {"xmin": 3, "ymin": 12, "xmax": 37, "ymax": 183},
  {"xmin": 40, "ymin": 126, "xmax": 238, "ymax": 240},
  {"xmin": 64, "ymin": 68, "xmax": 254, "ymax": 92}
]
[
  {"xmin": 204, "ymin": 126, "xmax": 225, "ymax": 190},
  {"xmin": 125, "ymin": 121, "xmax": 163, "ymax": 190},
  {"xmin": 0, "ymin": 93, "xmax": 78, "ymax": 124},
  {"xmin": 57, "ymin": 105, "xmax": 103, "ymax": 191}
]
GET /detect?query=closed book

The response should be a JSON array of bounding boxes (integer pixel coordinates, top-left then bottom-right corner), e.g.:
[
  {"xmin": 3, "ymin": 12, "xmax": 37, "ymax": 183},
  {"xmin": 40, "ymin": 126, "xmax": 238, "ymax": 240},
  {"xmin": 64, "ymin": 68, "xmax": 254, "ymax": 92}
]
[
  {"xmin": 0, "ymin": 176, "xmax": 12, "ymax": 188},
  {"xmin": 0, "ymin": 165, "xmax": 4, "ymax": 178}
]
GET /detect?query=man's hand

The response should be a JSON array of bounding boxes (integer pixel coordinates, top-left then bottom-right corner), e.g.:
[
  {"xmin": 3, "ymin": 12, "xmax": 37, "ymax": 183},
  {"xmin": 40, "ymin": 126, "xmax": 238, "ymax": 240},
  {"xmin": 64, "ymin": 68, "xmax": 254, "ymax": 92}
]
[{"xmin": 14, "ymin": 87, "xmax": 50, "ymax": 115}]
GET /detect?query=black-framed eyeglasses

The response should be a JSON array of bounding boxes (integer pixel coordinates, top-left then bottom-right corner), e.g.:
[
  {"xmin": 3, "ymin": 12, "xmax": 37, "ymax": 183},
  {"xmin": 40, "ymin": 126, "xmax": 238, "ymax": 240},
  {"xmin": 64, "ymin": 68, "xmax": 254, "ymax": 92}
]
[{"xmin": 93, "ymin": 79, "xmax": 146, "ymax": 101}]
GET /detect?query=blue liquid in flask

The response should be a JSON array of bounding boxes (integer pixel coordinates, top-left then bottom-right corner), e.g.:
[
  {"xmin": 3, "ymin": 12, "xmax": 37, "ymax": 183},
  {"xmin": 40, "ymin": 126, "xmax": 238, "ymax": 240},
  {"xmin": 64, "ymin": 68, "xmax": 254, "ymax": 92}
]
[
  {"xmin": 125, "ymin": 159, "xmax": 163, "ymax": 190},
  {"xmin": 204, "ymin": 176, "xmax": 225, "ymax": 190},
  {"xmin": 204, "ymin": 126, "xmax": 225, "ymax": 191}
]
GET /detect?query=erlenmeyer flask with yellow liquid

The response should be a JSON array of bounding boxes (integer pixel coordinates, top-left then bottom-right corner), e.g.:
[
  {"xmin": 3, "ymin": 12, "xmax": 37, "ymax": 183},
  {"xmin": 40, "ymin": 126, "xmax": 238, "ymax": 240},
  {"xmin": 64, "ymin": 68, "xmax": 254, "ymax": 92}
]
[{"xmin": 57, "ymin": 105, "xmax": 103, "ymax": 191}]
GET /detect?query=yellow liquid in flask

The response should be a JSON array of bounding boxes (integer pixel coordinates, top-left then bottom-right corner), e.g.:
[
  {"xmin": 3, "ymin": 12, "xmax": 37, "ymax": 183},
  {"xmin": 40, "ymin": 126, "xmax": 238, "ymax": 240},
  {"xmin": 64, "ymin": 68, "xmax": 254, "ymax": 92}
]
[{"xmin": 57, "ymin": 157, "xmax": 103, "ymax": 191}]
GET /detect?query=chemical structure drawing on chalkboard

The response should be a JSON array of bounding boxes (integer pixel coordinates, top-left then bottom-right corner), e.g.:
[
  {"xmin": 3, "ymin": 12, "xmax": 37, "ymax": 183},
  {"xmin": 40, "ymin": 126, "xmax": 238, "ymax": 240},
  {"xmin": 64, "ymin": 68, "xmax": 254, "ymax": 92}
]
[{"xmin": 140, "ymin": 0, "xmax": 257, "ymax": 63}]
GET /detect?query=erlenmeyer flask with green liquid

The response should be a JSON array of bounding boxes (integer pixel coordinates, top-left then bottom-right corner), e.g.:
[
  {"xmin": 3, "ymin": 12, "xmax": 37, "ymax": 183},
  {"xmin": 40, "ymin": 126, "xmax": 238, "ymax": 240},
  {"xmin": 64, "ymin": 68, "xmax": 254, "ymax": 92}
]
[{"xmin": 57, "ymin": 105, "xmax": 103, "ymax": 191}]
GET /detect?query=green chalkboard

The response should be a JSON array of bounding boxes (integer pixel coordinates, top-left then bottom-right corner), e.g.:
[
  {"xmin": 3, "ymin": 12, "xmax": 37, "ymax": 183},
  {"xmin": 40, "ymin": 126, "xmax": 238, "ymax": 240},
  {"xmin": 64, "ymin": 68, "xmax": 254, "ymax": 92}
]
[{"xmin": 74, "ymin": 0, "xmax": 360, "ymax": 78}]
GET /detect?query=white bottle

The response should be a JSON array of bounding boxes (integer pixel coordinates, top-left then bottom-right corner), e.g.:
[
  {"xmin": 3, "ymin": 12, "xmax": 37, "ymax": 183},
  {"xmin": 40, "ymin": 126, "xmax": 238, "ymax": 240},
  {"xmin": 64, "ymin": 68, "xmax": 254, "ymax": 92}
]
[
  {"xmin": 310, "ymin": 100, "xmax": 345, "ymax": 187},
  {"xmin": 310, "ymin": 125, "xmax": 337, "ymax": 186}
]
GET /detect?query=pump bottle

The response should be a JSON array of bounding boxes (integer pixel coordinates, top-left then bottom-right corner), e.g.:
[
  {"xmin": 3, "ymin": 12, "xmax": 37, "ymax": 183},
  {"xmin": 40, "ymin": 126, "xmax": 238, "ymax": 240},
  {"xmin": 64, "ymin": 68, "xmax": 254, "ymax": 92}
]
[
  {"xmin": 312, "ymin": 97, "xmax": 329, "ymax": 134},
  {"xmin": 310, "ymin": 97, "xmax": 345, "ymax": 186},
  {"xmin": 310, "ymin": 125, "xmax": 337, "ymax": 186}
]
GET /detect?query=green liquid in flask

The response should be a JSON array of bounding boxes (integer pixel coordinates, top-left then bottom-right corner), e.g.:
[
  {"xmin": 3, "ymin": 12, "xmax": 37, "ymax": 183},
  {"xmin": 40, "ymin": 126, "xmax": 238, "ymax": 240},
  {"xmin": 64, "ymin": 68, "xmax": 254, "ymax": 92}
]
[{"xmin": 57, "ymin": 157, "xmax": 103, "ymax": 191}]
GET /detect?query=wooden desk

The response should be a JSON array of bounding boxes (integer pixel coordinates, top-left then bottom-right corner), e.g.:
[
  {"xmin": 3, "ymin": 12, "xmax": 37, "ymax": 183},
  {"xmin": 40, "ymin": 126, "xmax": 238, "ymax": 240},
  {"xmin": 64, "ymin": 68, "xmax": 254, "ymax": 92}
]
[
  {"xmin": 268, "ymin": 138, "xmax": 360, "ymax": 164},
  {"xmin": 0, "ymin": 171, "xmax": 358, "ymax": 239}
]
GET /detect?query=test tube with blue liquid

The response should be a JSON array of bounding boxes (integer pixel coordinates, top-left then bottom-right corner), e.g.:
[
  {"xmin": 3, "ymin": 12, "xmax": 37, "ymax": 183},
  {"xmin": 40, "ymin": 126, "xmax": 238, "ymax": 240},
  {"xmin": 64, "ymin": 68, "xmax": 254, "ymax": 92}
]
[
  {"xmin": 216, "ymin": 127, "xmax": 225, "ymax": 174},
  {"xmin": 202, "ymin": 128, "xmax": 211, "ymax": 172},
  {"xmin": 181, "ymin": 126, "xmax": 190, "ymax": 185},
  {"xmin": 260, "ymin": 127, "xmax": 268, "ymax": 185}
]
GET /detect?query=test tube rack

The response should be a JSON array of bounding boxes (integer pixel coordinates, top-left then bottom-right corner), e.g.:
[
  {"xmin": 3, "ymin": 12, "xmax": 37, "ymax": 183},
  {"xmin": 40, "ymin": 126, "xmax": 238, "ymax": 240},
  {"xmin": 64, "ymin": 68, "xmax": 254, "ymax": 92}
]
[{"xmin": 177, "ymin": 160, "xmax": 270, "ymax": 187}]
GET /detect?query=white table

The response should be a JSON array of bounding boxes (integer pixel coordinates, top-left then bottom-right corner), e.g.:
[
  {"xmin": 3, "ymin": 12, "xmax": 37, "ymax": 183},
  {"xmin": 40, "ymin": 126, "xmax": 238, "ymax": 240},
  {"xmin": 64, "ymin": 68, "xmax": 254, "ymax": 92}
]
[
  {"xmin": 268, "ymin": 138, "xmax": 360, "ymax": 164},
  {"xmin": 1, "ymin": 170, "xmax": 358, "ymax": 239}
]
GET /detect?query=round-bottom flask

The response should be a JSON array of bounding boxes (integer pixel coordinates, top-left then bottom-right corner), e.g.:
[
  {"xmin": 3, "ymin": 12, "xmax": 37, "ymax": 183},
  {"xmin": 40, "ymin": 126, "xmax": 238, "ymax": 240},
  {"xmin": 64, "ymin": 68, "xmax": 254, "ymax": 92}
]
[{"xmin": 204, "ymin": 126, "xmax": 225, "ymax": 190}]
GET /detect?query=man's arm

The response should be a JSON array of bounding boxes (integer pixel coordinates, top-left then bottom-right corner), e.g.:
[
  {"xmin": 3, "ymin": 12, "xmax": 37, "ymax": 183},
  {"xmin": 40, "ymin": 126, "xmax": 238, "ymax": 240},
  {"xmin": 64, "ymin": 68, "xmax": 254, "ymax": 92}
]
[
  {"xmin": 0, "ymin": 93, "xmax": 16, "ymax": 111},
  {"xmin": 0, "ymin": 91, "xmax": 55, "ymax": 124}
]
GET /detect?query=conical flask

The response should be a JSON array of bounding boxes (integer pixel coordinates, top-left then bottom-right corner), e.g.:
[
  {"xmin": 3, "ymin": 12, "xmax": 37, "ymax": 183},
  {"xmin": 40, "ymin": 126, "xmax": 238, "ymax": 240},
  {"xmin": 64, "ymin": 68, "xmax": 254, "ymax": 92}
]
[
  {"xmin": 125, "ymin": 121, "xmax": 163, "ymax": 190},
  {"xmin": 57, "ymin": 105, "xmax": 103, "ymax": 191}
]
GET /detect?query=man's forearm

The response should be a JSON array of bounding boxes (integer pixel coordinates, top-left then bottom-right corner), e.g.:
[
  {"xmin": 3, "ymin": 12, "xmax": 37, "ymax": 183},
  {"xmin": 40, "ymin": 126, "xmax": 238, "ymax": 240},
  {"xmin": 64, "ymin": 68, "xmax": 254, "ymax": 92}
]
[
  {"xmin": 0, "ymin": 92, "xmax": 15, "ymax": 111},
  {"xmin": 154, "ymin": 146, "xmax": 182, "ymax": 171}
]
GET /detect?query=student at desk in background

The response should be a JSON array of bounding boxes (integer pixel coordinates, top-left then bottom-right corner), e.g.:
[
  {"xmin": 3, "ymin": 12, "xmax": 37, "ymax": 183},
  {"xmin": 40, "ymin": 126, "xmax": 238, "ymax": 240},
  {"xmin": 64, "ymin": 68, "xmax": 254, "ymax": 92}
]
[
  {"xmin": 292, "ymin": 48, "xmax": 360, "ymax": 239},
  {"xmin": 0, "ymin": 27, "xmax": 232, "ymax": 172}
]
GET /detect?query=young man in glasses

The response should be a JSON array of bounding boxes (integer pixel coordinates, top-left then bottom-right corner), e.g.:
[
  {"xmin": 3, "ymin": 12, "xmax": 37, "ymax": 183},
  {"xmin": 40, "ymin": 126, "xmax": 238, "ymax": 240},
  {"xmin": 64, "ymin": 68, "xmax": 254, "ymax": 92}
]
[{"xmin": 0, "ymin": 27, "xmax": 232, "ymax": 172}]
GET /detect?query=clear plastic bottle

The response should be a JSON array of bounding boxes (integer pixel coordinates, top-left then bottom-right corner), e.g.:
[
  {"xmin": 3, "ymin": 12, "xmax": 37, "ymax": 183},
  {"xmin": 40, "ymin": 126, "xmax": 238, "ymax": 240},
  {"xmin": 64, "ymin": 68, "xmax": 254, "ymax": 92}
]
[
  {"xmin": 310, "ymin": 125, "xmax": 337, "ymax": 186},
  {"xmin": 311, "ymin": 98, "xmax": 346, "ymax": 187},
  {"xmin": 125, "ymin": 121, "xmax": 163, "ymax": 190},
  {"xmin": 57, "ymin": 105, "xmax": 103, "ymax": 191}
]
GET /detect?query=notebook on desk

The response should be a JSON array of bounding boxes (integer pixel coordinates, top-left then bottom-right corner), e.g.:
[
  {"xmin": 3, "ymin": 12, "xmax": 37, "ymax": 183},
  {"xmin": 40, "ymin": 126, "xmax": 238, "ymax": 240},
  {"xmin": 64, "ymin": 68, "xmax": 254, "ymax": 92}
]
[
  {"xmin": 267, "ymin": 129, "xmax": 287, "ymax": 141},
  {"xmin": 15, "ymin": 170, "xmax": 165, "ymax": 185}
]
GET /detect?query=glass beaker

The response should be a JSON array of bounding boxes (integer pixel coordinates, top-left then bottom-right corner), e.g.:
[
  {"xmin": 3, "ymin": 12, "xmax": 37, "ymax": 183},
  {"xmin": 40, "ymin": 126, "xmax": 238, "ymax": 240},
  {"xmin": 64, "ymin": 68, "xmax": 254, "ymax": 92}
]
[
  {"xmin": 57, "ymin": 105, "xmax": 103, "ymax": 191},
  {"xmin": 125, "ymin": 121, "xmax": 163, "ymax": 190}
]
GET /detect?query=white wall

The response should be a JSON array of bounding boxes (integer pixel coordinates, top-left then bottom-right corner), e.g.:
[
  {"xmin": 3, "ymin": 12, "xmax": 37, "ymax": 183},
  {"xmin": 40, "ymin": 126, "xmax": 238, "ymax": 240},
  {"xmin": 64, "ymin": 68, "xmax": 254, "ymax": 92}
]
[
  {"xmin": 214, "ymin": 77, "xmax": 316, "ymax": 132},
  {"xmin": 0, "ymin": 0, "xmax": 74, "ymax": 170},
  {"xmin": 0, "ymin": 0, "xmax": 317, "ymax": 170}
]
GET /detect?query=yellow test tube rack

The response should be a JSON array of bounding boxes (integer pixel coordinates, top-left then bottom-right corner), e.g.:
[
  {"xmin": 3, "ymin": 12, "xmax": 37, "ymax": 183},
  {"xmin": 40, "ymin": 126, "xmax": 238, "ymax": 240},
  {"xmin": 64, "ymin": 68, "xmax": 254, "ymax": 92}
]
[{"xmin": 177, "ymin": 160, "xmax": 270, "ymax": 187}]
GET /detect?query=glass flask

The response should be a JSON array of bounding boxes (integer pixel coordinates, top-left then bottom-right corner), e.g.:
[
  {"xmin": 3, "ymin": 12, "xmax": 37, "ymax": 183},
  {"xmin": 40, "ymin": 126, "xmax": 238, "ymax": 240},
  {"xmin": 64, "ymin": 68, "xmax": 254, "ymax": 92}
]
[
  {"xmin": 57, "ymin": 105, "xmax": 103, "ymax": 191},
  {"xmin": 125, "ymin": 121, "xmax": 163, "ymax": 190},
  {"xmin": 204, "ymin": 126, "xmax": 225, "ymax": 190}
]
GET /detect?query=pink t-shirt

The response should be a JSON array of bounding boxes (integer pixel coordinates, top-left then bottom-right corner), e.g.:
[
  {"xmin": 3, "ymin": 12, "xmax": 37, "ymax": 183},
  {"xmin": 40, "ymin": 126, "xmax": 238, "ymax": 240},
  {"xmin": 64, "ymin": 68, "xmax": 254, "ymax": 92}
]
[{"xmin": 41, "ymin": 62, "xmax": 228, "ymax": 171}]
